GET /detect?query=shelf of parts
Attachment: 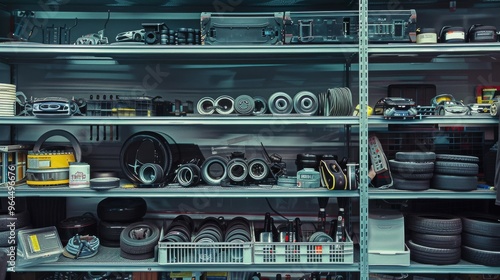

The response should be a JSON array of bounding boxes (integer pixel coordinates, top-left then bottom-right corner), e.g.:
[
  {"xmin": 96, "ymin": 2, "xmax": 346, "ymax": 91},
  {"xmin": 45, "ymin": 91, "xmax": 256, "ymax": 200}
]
[
  {"xmin": 5, "ymin": 184, "xmax": 360, "ymax": 198},
  {"xmin": 14, "ymin": 247, "xmax": 360, "ymax": 272}
]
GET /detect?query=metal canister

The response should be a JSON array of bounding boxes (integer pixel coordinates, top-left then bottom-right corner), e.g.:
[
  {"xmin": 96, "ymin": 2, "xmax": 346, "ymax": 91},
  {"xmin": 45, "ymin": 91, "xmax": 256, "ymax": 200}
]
[{"xmin": 69, "ymin": 162, "xmax": 90, "ymax": 188}]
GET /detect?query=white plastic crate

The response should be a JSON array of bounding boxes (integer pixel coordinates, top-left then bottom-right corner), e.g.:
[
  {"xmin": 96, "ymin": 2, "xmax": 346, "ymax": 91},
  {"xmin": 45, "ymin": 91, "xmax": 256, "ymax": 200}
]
[
  {"xmin": 253, "ymin": 232, "xmax": 354, "ymax": 264},
  {"xmin": 157, "ymin": 219, "xmax": 254, "ymax": 265},
  {"xmin": 158, "ymin": 242, "xmax": 253, "ymax": 265}
]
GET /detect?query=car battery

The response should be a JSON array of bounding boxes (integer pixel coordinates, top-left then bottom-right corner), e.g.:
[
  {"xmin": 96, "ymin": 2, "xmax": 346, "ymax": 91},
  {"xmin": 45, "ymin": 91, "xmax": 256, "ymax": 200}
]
[
  {"xmin": 284, "ymin": 11, "xmax": 358, "ymax": 44},
  {"xmin": 200, "ymin": 12, "xmax": 285, "ymax": 45},
  {"xmin": 368, "ymin": 9, "xmax": 417, "ymax": 43}
]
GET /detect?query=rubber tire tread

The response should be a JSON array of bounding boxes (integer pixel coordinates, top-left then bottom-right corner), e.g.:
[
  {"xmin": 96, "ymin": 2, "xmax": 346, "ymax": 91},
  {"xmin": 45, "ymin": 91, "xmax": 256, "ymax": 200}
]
[
  {"xmin": 120, "ymin": 221, "xmax": 160, "ymax": 255},
  {"xmin": 395, "ymin": 152, "xmax": 436, "ymax": 162},
  {"xmin": 411, "ymin": 231, "xmax": 461, "ymax": 248},
  {"xmin": 435, "ymin": 154, "xmax": 480, "ymax": 163},
  {"xmin": 393, "ymin": 177, "xmax": 430, "ymax": 190},
  {"xmin": 406, "ymin": 213, "xmax": 462, "ymax": 235},
  {"xmin": 434, "ymin": 161, "xmax": 478, "ymax": 176},
  {"xmin": 389, "ymin": 160, "xmax": 434, "ymax": 174},
  {"xmin": 120, "ymin": 249, "xmax": 155, "ymax": 260},
  {"xmin": 461, "ymin": 213, "xmax": 500, "ymax": 237},
  {"xmin": 431, "ymin": 174, "xmax": 477, "ymax": 191},
  {"xmin": 0, "ymin": 210, "xmax": 30, "ymax": 231},
  {"xmin": 97, "ymin": 197, "xmax": 147, "ymax": 222},
  {"xmin": 99, "ymin": 221, "xmax": 134, "ymax": 241},
  {"xmin": 462, "ymin": 245, "xmax": 500, "ymax": 266},
  {"xmin": 407, "ymin": 239, "xmax": 461, "ymax": 265},
  {"xmin": 462, "ymin": 232, "xmax": 500, "ymax": 251},
  {"xmin": 393, "ymin": 172, "xmax": 434, "ymax": 180}
]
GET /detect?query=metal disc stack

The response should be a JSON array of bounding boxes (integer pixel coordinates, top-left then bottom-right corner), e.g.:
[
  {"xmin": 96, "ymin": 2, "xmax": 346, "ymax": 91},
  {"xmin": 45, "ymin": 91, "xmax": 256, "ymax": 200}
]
[{"xmin": 0, "ymin": 83, "xmax": 16, "ymax": 116}]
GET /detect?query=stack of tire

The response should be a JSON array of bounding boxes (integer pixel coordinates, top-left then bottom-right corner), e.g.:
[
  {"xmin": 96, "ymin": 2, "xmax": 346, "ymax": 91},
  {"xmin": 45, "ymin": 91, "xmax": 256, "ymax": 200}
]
[
  {"xmin": 389, "ymin": 152, "xmax": 436, "ymax": 190},
  {"xmin": 461, "ymin": 213, "xmax": 500, "ymax": 266},
  {"xmin": 431, "ymin": 154, "xmax": 479, "ymax": 191},
  {"xmin": 406, "ymin": 213, "xmax": 462, "ymax": 264},
  {"xmin": 97, "ymin": 197, "xmax": 156, "ymax": 259},
  {"xmin": 97, "ymin": 197, "xmax": 159, "ymax": 260}
]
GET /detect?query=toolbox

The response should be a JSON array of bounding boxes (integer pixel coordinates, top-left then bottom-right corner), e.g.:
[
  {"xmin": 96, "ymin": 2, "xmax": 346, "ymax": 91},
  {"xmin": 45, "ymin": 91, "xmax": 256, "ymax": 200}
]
[
  {"xmin": 284, "ymin": 11, "xmax": 358, "ymax": 44},
  {"xmin": 200, "ymin": 12, "xmax": 285, "ymax": 45}
]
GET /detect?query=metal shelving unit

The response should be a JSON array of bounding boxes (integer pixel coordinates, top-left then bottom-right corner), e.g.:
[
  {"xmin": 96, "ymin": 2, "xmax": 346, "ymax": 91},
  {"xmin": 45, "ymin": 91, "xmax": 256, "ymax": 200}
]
[{"xmin": 5, "ymin": 184, "xmax": 361, "ymax": 198}]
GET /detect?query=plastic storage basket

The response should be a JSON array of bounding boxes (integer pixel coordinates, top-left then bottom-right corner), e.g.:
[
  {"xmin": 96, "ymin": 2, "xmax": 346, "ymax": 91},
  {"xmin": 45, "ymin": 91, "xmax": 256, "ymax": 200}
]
[
  {"xmin": 253, "ymin": 231, "xmax": 353, "ymax": 264},
  {"xmin": 157, "ymin": 221, "xmax": 254, "ymax": 265}
]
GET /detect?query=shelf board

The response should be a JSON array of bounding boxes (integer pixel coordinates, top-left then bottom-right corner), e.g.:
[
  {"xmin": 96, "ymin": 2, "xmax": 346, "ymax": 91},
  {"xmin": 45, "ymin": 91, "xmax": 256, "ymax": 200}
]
[
  {"xmin": 368, "ymin": 115, "xmax": 498, "ymax": 126},
  {"xmin": 370, "ymin": 260, "xmax": 500, "ymax": 274},
  {"xmin": 369, "ymin": 188, "xmax": 496, "ymax": 200},
  {"xmin": 2, "ymin": 116, "xmax": 496, "ymax": 126},
  {"xmin": 0, "ymin": 43, "xmax": 359, "ymax": 62},
  {"xmin": 6, "ymin": 184, "xmax": 359, "ymax": 198},
  {"xmin": 0, "ymin": 116, "xmax": 360, "ymax": 126},
  {"xmin": 369, "ymin": 43, "xmax": 500, "ymax": 55},
  {"xmin": 14, "ymin": 246, "xmax": 360, "ymax": 272}
]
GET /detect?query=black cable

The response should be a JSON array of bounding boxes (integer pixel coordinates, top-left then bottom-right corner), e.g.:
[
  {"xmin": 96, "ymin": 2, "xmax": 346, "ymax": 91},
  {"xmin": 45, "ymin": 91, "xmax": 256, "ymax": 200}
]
[{"xmin": 265, "ymin": 198, "xmax": 288, "ymax": 221}]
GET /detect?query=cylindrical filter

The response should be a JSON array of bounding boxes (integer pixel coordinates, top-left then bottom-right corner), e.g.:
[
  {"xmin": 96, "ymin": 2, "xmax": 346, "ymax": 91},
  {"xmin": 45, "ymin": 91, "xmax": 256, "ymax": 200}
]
[{"xmin": 69, "ymin": 162, "xmax": 90, "ymax": 188}]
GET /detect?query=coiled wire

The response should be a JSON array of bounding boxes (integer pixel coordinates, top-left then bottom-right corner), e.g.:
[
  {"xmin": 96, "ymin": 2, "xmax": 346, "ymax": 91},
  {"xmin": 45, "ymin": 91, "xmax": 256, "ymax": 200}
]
[
  {"xmin": 176, "ymin": 163, "xmax": 201, "ymax": 187},
  {"xmin": 318, "ymin": 87, "xmax": 354, "ymax": 116},
  {"xmin": 64, "ymin": 235, "xmax": 100, "ymax": 259}
]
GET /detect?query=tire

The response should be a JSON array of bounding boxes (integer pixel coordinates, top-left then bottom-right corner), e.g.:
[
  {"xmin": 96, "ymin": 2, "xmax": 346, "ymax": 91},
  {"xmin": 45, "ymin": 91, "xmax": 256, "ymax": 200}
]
[
  {"xmin": 462, "ymin": 232, "xmax": 500, "ymax": 251},
  {"xmin": 120, "ymin": 249, "xmax": 155, "ymax": 260},
  {"xmin": 99, "ymin": 221, "xmax": 134, "ymax": 241},
  {"xmin": 120, "ymin": 221, "xmax": 160, "ymax": 255},
  {"xmin": 462, "ymin": 245, "xmax": 500, "ymax": 266},
  {"xmin": 389, "ymin": 160, "xmax": 435, "ymax": 174},
  {"xmin": 411, "ymin": 232, "xmax": 461, "ymax": 248},
  {"xmin": 393, "ymin": 177, "xmax": 430, "ymax": 191},
  {"xmin": 434, "ymin": 161, "xmax": 478, "ymax": 176},
  {"xmin": 97, "ymin": 197, "xmax": 147, "ymax": 222},
  {"xmin": 461, "ymin": 213, "xmax": 500, "ymax": 237},
  {"xmin": 100, "ymin": 239, "xmax": 121, "ymax": 248},
  {"xmin": 435, "ymin": 154, "xmax": 480, "ymax": 164},
  {"xmin": 393, "ymin": 171, "xmax": 434, "ymax": 181},
  {"xmin": 406, "ymin": 213, "xmax": 462, "ymax": 235},
  {"xmin": 0, "ymin": 210, "xmax": 30, "ymax": 231},
  {"xmin": 431, "ymin": 174, "xmax": 477, "ymax": 191},
  {"xmin": 395, "ymin": 152, "xmax": 436, "ymax": 162},
  {"xmin": 407, "ymin": 239, "xmax": 461, "ymax": 265}
]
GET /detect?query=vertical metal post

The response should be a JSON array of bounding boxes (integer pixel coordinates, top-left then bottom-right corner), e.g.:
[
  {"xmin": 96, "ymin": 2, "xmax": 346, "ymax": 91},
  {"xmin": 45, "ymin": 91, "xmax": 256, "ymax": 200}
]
[{"xmin": 358, "ymin": 0, "xmax": 370, "ymax": 279}]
